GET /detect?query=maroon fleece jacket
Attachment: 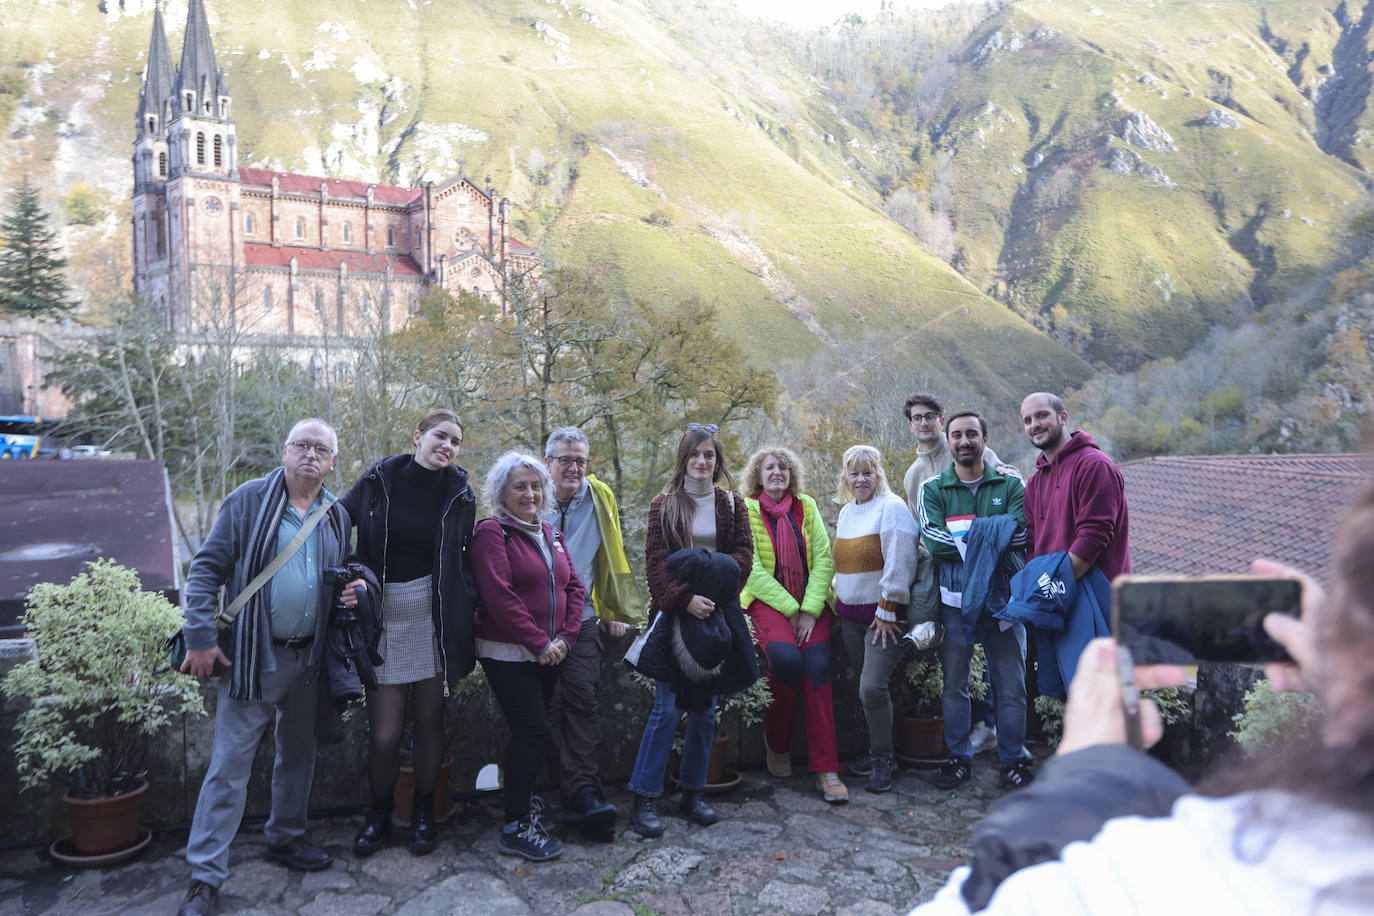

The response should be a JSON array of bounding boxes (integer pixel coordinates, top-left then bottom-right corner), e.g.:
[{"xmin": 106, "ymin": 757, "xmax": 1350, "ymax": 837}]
[
  {"xmin": 1024, "ymin": 430, "xmax": 1132, "ymax": 582},
  {"xmin": 472, "ymin": 516, "xmax": 584, "ymax": 656}
]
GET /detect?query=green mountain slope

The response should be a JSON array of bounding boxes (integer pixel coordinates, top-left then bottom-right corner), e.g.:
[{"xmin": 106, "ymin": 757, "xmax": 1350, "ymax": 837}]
[
  {"xmin": 0, "ymin": 0, "xmax": 1090, "ymax": 407},
  {"xmin": 892, "ymin": 0, "xmax": 1371, "ymax": 366}
]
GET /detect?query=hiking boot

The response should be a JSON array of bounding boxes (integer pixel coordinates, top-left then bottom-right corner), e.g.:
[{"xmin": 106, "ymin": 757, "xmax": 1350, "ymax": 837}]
[
  {"xmin": 766, "ymin": 747, "xmax": 792, "ymax": 778},
  {"xmin": 630, "ymin": 793, "xmax": 664, "ymax": 838},
  {"xmin": 353, "ymin": 798, "xmax": 391, "ymax": 857},
  {"xmin": 563, "ymin": 784, "xmax": 617, "ymax": 837},
  {"xmin": 177, "ymin": 879, "xmax": 218, "ymax": 916},
  {"xmin": 864, "ymin": 752, "xmax": 896, "ymax": 793},
  {"xmin": 679, "ymin": 789, "xmax": 718, "ymax": 826},
  {"xmin": 1000, "ymin": 760, "xmax": 1035, "ymax": 790},
  {"xmin": 933, "ymin": 757, "xmax": 971, "ymax": 789},
  {"xmin": 815, "ymin": 771, "xmax": 849, "ymax": 804},
  {"xmin": 498, "ymin": 812, "xmax": 563, "ymax": 861},
  {"xmin": 845, "ymin": 750, "xmax": 878, "ymax": 778}
]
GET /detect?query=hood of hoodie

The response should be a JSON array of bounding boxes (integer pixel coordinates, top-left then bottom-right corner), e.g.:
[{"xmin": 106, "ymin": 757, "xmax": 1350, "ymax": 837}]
[{"xmin": 1035, "ymin": 429, "xmax": 1101, "ymax": 470}]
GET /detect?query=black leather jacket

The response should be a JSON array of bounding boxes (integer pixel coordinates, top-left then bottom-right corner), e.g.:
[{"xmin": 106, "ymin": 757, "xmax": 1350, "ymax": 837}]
[{"xmin": 340, "ymin": 454, "xmax": 478, "ymax": 688}]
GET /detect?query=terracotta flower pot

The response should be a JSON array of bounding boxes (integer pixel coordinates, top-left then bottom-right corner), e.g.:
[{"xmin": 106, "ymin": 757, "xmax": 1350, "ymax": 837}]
[
  {"xmin": 64, "ymin": 778, "xmax": 148, "ymax": 856},
  {"xmin": 706, "ymin": 730, "xmax": 731, "ymax": 784},
  {"xmin": 393, "ymin": 754, "xmax": 455, "ymax": 826},
  {"xmin": 894, "ymin": 715, "xmax": 946, "ymax": 760}
]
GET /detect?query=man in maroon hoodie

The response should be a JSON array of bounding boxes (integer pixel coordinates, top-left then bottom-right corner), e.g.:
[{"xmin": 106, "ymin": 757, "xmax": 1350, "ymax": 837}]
[{"xmin": 1019, "ymin": 393, "xmax": 1131, "ymax": 582}]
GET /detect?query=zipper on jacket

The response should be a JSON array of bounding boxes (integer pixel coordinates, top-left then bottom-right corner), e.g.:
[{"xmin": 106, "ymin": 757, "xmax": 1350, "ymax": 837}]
[
  {"xmin": 433, "ymin": 487, "xmax": 465, "ymax": 698},
  {"xmin": 546, "ymin": 528, "xmax": 559, "ymax": 642}
]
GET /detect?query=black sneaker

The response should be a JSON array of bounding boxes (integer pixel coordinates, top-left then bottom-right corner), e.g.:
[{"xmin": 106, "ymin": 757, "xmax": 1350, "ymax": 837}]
[
  {"xmin": 933, "ymin": 757, "xmax": 971, "ymax": 789},
  {"xmin": 499, "ymin": 813, "xmax": 563, "ymax": 861},
  {"xmin": 563, "ymin": 785, "xmax": 617, "ymax": 837},
  {"xmin": 864, "ymin": 752, "xmax": 896, "ymax": 793},
  {"xmin": 1000, "ymin": 761, "xmax": 1035, "ymax": 789},
  {"xmin": 846, "ymin": 751, "xmax": 878, "ymax": 778}
]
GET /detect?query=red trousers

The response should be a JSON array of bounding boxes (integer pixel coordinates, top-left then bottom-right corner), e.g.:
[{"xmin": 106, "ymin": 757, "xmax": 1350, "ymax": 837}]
[{"xmin": 748, "ymin": 601, "xmax": 839, "ymax": 772}]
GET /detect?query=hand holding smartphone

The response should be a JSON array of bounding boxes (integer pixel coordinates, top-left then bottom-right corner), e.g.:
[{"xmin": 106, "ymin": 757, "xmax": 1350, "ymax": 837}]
[{"xmin": 1112, "ymin": 575, "xmax": 1302, "ymax": 666}]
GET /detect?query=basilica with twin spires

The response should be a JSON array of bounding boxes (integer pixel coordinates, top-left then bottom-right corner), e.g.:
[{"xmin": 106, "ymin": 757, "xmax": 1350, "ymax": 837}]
[{"xmin": 131, "ymin": 0, "xmax": 539, "ymax": 337}]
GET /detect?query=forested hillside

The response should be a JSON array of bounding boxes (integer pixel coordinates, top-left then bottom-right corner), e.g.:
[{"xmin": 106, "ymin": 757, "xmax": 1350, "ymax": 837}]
[{"xmin": 4, "ymin": 0, "xmax": 1373, "ymax": 475}]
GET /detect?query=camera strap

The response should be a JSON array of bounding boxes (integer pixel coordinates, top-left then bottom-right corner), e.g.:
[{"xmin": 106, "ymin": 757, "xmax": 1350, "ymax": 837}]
[{"xmin": 213, "ymin": 496, "xmax": 336, "ymax": 629}]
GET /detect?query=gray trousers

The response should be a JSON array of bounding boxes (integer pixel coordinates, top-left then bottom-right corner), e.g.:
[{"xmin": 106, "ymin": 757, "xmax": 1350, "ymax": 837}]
[
  {"xmin": 187, "ymin": 645, "xmax": 317, "ymax": 887},
  {"xmin": 838, "ymin": 617, "xmax": 910, "ymax": 756},
  {"xmin": 546, "ymin": 617, "xmax": 603, "ymax": 801}
]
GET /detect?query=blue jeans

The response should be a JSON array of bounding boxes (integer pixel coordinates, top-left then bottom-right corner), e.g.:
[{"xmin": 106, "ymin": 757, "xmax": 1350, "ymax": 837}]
[
  {"xmin": 627, "ymin": 680, "xmax": 717, "ymax": 796},
  {"xmin": 937, "ymin": 604, "xmax": 1028, "ymax": 767}
]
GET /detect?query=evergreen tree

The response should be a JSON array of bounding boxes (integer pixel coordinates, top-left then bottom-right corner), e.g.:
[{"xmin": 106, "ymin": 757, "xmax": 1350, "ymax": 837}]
[{"xmin": 0, "ymin": 176, "xmax": 74, "ymax": 319}]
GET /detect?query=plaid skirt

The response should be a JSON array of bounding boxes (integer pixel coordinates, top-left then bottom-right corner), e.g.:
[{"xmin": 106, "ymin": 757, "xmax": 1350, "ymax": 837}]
[{"xmin": 374, "ymin": 575, "xmax": 441, "ymax": 685}]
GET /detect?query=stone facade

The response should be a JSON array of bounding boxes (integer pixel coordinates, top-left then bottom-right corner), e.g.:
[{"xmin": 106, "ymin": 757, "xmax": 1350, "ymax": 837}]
[{"xmin": 131, "ymin": 0, "xmax": 538, "ymax": 338}]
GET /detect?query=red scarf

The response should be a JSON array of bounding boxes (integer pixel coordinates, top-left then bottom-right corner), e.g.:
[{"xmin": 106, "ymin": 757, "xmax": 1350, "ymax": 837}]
[{"xmin": 759, "ymin": 491, "xmax": 806, "ymax": 601}]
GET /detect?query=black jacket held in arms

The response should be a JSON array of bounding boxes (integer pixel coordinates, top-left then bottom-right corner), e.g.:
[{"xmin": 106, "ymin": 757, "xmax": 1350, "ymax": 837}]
[{"xmin": 339, "ymin": 453, "xmax": 479, "ymax": 689}]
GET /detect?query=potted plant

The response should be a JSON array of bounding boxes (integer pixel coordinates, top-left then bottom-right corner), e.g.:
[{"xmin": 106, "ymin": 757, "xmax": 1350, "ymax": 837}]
[
  {"xmin": 892, "ymin": 646, "xmax": 987, "ymax": 761},
  {"xmin": 711, "ymin": 676, "xmax": 773, "ymax": 784},
  {"xmin": 628, "ymin": 671, "xmax": 771, "ymax": 789},
  {"xmin": 1, "ymin": 559, "xmax": 205, "ymax": 857}
]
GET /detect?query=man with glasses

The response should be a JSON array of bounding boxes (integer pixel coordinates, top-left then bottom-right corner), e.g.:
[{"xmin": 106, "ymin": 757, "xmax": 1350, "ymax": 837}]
[
  {"xmin": 178, "ymin": 419, "xmax": 366, "ymax": 916},
  {"xmin": 901, "ymin": 393, "xmax": 1007, "ymax": 520},
  {"xmin": 901, "ymin": 393, "xmax": 1006, "ymax": 754},
  {"xmin": 542, "ymin": 427, "xmax": 646, "ymax": 838}
]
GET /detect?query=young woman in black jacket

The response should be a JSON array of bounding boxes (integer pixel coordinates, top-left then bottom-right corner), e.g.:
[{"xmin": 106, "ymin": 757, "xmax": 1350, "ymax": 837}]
[{"xmin": 339, "ymin": 409, "xmax": 477, "ymax": 856}]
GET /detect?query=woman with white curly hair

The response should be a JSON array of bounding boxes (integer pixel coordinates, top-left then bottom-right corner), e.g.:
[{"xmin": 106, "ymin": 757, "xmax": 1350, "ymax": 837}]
[{"xmin": 472, "ymin": 450, "xmax": 585, "ymax": 862}]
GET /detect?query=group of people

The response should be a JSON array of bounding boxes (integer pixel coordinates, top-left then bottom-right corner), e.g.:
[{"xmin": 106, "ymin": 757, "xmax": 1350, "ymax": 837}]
[{"xmin": 174, "ymin": 389, "xmax": 1132, "ymax": 916}]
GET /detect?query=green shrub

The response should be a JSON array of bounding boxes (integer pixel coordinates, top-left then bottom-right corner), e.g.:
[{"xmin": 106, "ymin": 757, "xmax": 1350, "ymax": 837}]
[
  {"xmin": 1228, "ymin": 679, "xmax": 1323, "ymax": 758},
  {"xmin": 1, "ymin": 559, "xmax": 205, "ymax": 796}
]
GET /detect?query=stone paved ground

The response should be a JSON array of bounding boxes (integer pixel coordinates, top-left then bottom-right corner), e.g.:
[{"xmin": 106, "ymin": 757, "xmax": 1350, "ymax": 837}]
[{"xmin": 0, "ymin": 751, "xmax": 1014, "ymax": 916}]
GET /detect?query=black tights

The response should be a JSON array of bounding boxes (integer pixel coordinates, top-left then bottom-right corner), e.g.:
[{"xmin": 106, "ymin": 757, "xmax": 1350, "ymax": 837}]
[{"xmin": 365, "ymin": 676, "xmax": 445, "ymax": 804}]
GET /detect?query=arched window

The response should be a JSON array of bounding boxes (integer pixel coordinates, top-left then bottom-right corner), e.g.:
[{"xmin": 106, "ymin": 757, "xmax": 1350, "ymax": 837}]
[
  {"xmin": 244, "ymin": 212, "xmax": 255, "ymax": 234},
  {"xmin": 213, "ymin": 135, "xmax": 223, "ymax": 168},
  {"xmin": 407, "ymin": 295, "xmax": 417, "ymax": 316},
  {"xmin": 342, "ymin": 222, "xmax": 351, "ymax": 244},
  {"xmin": 158, "ymin": 152, "xmax": 167, "ymax": 177},
  {"xmin": 196, "ymin": 132, "xmax": 205, "ymax": 166},
  {"xmin": 314, "ymin": 289, "xmax": 324, "ymax": 314},
  {"xmin": 295, "ymin": 217, "xmax": 305, "ymax": 239},
  {"xmin": 386, "ymin": 226, "xmax": 395, "ymax": 247},
  {"xmin": 184, "ymin": 92, "xmax": 193, "ymax": 112},
  {"xmin": 147, "ymin": 116, "xmax": 156, "ymax": 134},
  {"xmin": 263, "ymin": 287, "xmax": 272, "ymax": 311}
]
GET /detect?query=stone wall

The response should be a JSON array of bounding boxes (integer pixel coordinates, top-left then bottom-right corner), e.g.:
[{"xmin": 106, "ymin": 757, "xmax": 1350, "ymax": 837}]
[{"xmin": 0, "ymin": 635, "xmax": 871, "ymax": 846}]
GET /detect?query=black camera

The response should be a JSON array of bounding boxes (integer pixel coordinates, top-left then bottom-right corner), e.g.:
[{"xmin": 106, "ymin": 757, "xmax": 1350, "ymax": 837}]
[{"xmin": 324, "ymin": 562, "xmax": 369, "ymax": 608}]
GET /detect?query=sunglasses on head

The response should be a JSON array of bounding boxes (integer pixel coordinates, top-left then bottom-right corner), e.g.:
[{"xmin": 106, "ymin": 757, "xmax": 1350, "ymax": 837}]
[{"xmin": 685, "ymin": 422, "xmax": 719, "ymax": 434}]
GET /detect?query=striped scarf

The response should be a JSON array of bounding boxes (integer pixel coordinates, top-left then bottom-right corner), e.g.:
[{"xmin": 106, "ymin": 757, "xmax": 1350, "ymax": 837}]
[{"xmin": 228, "ymin": 467, "xmax": 292, "ymax": 701}]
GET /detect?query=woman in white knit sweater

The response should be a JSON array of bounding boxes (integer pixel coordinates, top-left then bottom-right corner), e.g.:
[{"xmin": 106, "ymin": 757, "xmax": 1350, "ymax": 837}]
[{"xmin": 832, "ymin": 445, "xmax": 920, "ymax": 793}]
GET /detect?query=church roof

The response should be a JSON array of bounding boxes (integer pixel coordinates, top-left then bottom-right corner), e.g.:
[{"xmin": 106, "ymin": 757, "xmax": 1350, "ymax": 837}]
[
  {"xmin": 243, "ymin": 243, "xmax": 423, "ymax": 277},
  {"xmin": 136, "ymin": 5, "xmax": 174, "ymax": 128},
  {"xmin": 174, "ymin": 0, "xmax": 228, "ymax": 103},
  {"xmin": 1120, "ymin": 452, "xmax": 1371, "ymax": 586},
  {"xmin": 237, "ymin": 167, "xmax": 424, "ymax": 205}
]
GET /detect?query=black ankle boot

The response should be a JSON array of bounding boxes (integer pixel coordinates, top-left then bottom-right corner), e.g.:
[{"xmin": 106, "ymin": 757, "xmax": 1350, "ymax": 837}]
[
  {"xmin": 679, "ymin": 789, "xmax": 718, "ymax": 826},
  {"xmin": 630, "ymin": 793, "xmax": 664, "ymax": 838},
  {"xmin": 409, "ymin": 791, "xmax": 437, "ymax": 856},
  {"xmin": 353, "ymin": 797, "xmax": 392, "ymax": 857}
]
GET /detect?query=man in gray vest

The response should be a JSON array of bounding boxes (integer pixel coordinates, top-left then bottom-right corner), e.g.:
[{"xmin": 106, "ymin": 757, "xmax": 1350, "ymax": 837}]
[
  {"xmin": 178, "ymin": 419, "xmax": 362, "ymax": 916},
  {"xmin": 544, "ymin": 427, "xmax": 646, "ymax": 838}
]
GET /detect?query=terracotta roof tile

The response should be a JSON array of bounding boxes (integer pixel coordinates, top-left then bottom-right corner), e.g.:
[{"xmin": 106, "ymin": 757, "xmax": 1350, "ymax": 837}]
[
  {"xmin": 238, "ymin": 167, "xmax": 423, "ymax": 205},
  {"xmin": 1121, "ymin": 453, "xmax": 1372, "ymax": 585},
  {"xmin": 243, "ymin": 243, "xmax": 422, "ymax": 276}
]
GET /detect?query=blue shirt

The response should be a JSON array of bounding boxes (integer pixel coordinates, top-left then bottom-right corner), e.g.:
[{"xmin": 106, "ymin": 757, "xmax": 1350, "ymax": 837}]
[{"xmin": 269, "ymin": 488, "xmax": 334, "ymax": 641}]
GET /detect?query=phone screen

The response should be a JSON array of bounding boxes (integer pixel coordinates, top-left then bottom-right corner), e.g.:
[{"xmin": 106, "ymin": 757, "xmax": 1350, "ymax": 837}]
[{"xmin": 1112, "ymin": 576, "xmax": 1299, "ymax": 665}]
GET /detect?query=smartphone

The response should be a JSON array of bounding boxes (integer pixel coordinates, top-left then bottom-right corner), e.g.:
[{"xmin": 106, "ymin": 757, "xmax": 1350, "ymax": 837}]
[{"xmin": 1112, "ymin": 575, "xmax": 1300, "ymax": 665}]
